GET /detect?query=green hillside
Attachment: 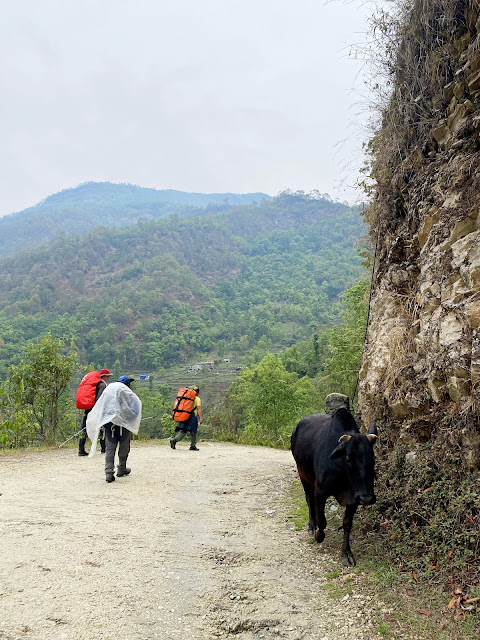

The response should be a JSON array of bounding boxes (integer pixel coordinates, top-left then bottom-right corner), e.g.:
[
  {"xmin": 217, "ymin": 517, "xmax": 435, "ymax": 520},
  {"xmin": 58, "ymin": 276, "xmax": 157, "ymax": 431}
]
[
  {"xmin": 0, "ymin": 181, "xmax": 271, "ymax": 257},
  {"xmin": 0, "ymin": 192, "xmax": 364, "ymax": 379}
]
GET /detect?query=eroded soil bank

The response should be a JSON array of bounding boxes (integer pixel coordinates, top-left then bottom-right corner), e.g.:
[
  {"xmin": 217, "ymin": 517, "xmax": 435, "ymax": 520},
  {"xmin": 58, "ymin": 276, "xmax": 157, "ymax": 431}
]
[{"xmin": 0, "ymin": 442, "xmax": 383, "ymax": 640}]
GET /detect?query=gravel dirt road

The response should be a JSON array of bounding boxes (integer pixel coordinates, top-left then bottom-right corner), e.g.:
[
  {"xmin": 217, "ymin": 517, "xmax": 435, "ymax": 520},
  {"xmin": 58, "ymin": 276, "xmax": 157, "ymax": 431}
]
[{"xmin": 0, "ymin": 441, "xmax": 382, "ymax": 640}]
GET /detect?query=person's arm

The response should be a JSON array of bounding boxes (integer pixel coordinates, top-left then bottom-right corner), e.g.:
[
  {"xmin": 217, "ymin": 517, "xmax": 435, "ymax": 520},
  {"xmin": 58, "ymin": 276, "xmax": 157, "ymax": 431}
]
[
  {"xmin": 95, "ymin": 380, "xmax": 106, "ymax": 402},
  {"xmin": 196, "ymin": 402, "xmax": 203, "ymax": 424}
]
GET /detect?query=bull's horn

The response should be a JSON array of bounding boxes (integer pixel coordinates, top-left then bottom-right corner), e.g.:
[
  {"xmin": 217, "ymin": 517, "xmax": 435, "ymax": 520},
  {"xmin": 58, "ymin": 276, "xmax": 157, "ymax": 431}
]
[
  {"xmin": 366, "ymin": 434, "xmax": 377, "ymax": 443},
  {"xmin": 338, "ymin": 435, "xmax": 352, "ymax": 443}
]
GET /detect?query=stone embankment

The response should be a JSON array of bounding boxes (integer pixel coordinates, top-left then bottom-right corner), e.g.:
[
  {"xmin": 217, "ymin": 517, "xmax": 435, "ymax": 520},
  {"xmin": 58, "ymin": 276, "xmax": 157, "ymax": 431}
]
[{"xmin": 359, "ymin": 1, "xmax": 480, "ymax": 467}]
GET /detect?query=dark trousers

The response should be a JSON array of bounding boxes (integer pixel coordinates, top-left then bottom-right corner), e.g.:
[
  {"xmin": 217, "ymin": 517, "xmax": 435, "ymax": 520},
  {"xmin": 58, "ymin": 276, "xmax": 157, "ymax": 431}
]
[
  {"xmin": 104, "ymin": 423, "xmax": 131, "ymax": 474},
  {"xmin": 79, "ymin": 410, "xmax": 105, "ymax": 453},
  {"xmin": 173, "ymin": 414, "xmax": 198, "ymax": 447}
]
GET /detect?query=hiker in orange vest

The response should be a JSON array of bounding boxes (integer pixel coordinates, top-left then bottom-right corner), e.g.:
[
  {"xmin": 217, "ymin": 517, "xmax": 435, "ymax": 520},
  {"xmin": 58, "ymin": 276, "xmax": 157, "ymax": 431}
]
[
  {"xmin": 78, "ymin": 368, "xmax": 111, "ymax": 456},
  {"xmin": 170, "ymin": 386, "xmax": 203, "ymax": 451}
]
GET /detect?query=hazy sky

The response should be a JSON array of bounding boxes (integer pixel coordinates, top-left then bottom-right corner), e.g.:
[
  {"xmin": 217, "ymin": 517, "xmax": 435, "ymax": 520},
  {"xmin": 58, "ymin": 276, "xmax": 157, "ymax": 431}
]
[{"xmin": 0, "ymin": 0, "xmax": 374, "ymax": 215}]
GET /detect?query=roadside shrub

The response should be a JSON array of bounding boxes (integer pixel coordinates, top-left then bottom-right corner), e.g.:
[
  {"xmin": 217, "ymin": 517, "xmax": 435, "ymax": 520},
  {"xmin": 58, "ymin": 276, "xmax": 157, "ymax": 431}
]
[{"xmin": 212, "ymin": 353, "xmax": 321, "ymax": 448}]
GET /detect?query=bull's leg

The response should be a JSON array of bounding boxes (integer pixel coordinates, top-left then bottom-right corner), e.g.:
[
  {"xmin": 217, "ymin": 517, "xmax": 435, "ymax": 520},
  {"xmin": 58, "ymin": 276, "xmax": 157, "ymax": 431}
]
[
  {"xmin": 341, "ymin": 504, "xmax": 358, "ymax": 567},
  {"xmin": 313, "ymin": 489, "xmax": 327, "ymax": 543},
  {"xmin": 299, "ymin": 476, "xmax": 316, "ymax": 537}
]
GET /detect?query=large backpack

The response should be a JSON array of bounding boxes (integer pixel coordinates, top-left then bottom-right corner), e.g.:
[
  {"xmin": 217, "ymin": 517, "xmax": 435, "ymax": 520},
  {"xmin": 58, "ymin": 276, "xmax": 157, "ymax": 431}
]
[
  {"xmin": 76, "ymin": 371, "xmax": 102, "ymax": 410},
  {"xmin": 172, "ymin": 387, "xmax": 196, "ymax": 422}
]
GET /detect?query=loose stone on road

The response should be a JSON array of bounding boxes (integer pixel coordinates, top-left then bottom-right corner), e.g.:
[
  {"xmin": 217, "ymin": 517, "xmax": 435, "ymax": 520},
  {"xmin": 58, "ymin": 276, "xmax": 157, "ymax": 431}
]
[{"xmin": 0, "ymin": 442, "xmax": 381, "ymax": 639}]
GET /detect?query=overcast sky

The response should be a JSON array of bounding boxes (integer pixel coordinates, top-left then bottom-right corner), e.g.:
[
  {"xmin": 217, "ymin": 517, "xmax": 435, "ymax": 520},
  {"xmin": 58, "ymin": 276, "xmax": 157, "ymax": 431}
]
[{"xmin": 0, "ymin": 0, "xmax": 375, "ymax": 216}]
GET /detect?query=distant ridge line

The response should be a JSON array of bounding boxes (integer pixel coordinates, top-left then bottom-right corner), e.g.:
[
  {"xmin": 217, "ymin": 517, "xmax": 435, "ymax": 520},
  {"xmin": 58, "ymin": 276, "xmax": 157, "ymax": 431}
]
[
  {"xmin": 0, "ymin": 181, "xmax": 273, "ymax": 258},
  {"xmin": 12, "ymin": 181, "xmax": 272, "ymax": 215}
]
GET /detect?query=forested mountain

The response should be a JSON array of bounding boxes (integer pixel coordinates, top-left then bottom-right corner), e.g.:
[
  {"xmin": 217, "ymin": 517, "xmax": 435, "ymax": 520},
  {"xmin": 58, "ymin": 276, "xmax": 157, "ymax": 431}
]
[
  {"xmin": 0, "ymin": 192, "xmax": 364, "ymax": 378},
  {"xmin": 0, "ymin": 181, "xmax": 271, "ymax": 257}
]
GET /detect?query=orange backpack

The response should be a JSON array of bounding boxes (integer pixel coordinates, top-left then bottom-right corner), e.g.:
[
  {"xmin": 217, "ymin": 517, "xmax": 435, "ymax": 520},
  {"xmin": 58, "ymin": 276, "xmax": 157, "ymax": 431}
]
[{"xmin": 172, "ymin": 387, "xmax": 196, "ymax": 422}]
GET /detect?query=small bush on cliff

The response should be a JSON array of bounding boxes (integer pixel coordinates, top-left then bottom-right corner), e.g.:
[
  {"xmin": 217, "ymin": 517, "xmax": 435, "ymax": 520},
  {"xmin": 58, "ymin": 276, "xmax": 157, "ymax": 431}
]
[{"xmin": 360, "ymin": 414, "xmax": 480, "ymax": 589}]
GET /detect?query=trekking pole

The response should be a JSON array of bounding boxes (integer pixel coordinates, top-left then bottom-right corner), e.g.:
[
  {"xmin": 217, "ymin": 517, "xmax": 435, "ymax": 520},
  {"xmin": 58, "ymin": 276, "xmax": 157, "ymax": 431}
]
[
  {"xmin": 58, "ymin": 428, "xmax": 85, "ymax": 448},
  {"xmin": 59, "ymin": 418, "xmax": 156, "ymax": 447}
]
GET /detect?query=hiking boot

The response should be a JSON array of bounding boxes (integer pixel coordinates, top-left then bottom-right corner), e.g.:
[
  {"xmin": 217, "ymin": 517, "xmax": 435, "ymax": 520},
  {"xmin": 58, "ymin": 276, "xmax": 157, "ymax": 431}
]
[
  {"xmin": 105, "ymin": 473, "xmax": 115, "ymax": 483},
  {"xmin": 189, "ymin": 446, "xmax": 199, "ymax": 451},
  {"xmin": 78, "ymin": 451, "xmax": 88, "ymax": 456},
  {"xmin": 116, "ymin": 467, "xmax": 131, "ymax": 477},
  {"xmin": 169, "ymin": 439, "xmax": 176, "ymax": 449}
]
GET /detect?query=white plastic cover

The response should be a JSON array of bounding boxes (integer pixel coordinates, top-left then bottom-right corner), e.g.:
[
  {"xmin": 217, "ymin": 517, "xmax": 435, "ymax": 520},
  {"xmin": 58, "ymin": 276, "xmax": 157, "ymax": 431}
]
[{"xmin": 86, "ymin": 382, "xmax": 142, "ymax": 456}]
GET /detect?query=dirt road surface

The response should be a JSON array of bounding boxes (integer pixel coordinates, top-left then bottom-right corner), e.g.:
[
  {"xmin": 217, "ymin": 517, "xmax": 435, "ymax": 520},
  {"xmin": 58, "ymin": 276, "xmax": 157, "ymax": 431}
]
[{"xmin": 0, "ymin": 442, "xmax": 382, "ymax": 640}]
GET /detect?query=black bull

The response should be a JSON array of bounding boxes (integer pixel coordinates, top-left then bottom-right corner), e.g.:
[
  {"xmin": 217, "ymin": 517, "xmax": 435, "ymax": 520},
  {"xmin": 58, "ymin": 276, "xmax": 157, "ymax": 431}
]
[{"xmin": 290, "ymin": 408, "xmax": 377, "ymax": 567}]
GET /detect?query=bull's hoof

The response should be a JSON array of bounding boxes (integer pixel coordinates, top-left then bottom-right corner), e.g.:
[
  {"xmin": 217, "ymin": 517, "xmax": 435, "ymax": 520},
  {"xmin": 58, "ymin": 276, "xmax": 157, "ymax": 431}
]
[
  {"xmin": 341, "ymin": 553, "xmax": 356, "ymax": 567},
  {"xmin": 315, "ymin": 529, "xmax": 325, "ymax": 543}
]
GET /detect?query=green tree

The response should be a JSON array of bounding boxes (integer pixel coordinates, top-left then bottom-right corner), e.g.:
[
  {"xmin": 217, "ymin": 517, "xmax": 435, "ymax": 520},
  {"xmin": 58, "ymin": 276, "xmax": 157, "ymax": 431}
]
[
  {"xmin": 214, "ymin": 353, "xmax": 321, "ymax": 448},
  {"xmin": 1, "ymin": 334, "xmax": 78, "ymax": 445},
  {"xmin": 217, "ymin": 339, "xmax": 226, "ymax": 359},
  {"xmin": 317, "ymin": 279, "xmax": 369, "ymax": 401},
  {"xmin": 135, "ymin": 385, "xmax": 173, "ymax": 439},
  {"xmin": 0, "ymin": 375, "xmax": 36, "ymax": 448}
]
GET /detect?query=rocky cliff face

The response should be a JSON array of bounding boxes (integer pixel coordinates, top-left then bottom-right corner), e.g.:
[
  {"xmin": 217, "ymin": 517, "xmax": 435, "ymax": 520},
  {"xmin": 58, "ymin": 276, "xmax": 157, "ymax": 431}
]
[{"xmin": 358, "ymin": 0, "xmax": 480, "ymax": 466}]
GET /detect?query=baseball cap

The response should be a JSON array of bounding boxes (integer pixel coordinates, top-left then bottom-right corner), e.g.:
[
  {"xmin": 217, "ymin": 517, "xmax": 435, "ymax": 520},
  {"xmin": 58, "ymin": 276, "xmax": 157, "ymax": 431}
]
[{"xmin": 118, "ymin": 375, "xmax": 135, "ymax": 385}]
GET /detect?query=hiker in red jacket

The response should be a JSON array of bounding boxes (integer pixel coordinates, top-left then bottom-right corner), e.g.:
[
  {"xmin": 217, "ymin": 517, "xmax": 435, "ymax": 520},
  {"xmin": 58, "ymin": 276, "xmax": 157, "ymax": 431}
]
[{"xmin": 78, "ymin": 368, "xmax": 111, "ymax": 456}]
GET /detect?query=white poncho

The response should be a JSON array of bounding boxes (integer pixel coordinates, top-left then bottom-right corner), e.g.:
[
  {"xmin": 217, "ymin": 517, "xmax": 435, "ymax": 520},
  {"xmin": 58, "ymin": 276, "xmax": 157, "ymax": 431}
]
[{"xmin": 86, "ymin": 382, "xmax": 142, "ymax": 456}]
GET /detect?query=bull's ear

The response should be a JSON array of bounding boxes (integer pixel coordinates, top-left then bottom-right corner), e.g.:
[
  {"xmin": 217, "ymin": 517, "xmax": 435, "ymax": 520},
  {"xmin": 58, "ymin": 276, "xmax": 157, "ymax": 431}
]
[
  {"xmin": 366, "ymin": 434, "xmax": 377, "ymax": 444},
  {"xmin": 330, "ymin": 434, "xmax": 351, "ymax": 459},
  {"xmin": 368, "ymin": 421, "xmax": 378, "ymax": 436},
  {"xmin": 330, "ymin": 445, "xmax": 345, "ymax": 459},
  {"xmin": 330, "ymin": 442, "xmax": 347, "ymax": 459}
]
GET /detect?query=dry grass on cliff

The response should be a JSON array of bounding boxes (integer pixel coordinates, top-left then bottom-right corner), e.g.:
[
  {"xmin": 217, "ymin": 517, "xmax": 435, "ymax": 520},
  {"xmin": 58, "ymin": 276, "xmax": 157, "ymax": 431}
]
[
  {"xmin": 382, "ymin": 302, "xmax": 416, "ymax": 368},
  {"xmin": 362, "ymin": 0, "xmax": 469, "ymax": 232}
]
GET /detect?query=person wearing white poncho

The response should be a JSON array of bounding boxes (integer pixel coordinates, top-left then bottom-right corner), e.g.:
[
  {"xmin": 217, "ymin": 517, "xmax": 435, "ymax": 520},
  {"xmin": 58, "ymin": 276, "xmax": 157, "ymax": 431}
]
[{"xmin": 86, "ymin": 376, "xmax": 142, "ymax": 483}]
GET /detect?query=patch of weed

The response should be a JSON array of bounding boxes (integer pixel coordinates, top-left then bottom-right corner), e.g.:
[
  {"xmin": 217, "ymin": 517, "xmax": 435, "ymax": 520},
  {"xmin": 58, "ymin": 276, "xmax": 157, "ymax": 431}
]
[
  {"xmin": 322, "ymin": 582, "xmax": 352, "ymax": 600},
  {"xmin": 325, "ymin": 571, "xmax": 341, "ymax": 579},
  {"xmin": 286, "ymin": 477, "xmax": 309, "ymax": 532},
  {"xmin": 286, "ymin": 474, "xmax": 480, "ymax": 639}
]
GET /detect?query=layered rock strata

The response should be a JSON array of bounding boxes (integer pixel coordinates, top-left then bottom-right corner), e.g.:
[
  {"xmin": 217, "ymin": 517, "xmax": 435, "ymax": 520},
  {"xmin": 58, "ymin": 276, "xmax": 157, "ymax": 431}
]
[{"xmin": 358, "ymin": 1, "xmax": 480, "ymax": 466}]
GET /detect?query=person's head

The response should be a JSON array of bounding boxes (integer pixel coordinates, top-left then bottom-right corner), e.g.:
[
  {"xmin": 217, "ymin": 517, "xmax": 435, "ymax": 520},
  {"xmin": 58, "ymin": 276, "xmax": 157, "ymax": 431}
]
[
  {"xmin": 99, "ymin": 368, "xmax": 112, "ymax": 382},
  {"xmin": 192, "ymin": 386, "xmax": 200, "ymax": 395},
  {"xmin": 118, "ymin": 376, "xmax": 135, "ymax": 388}
]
